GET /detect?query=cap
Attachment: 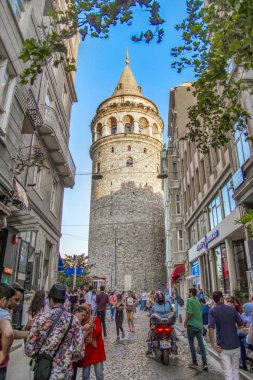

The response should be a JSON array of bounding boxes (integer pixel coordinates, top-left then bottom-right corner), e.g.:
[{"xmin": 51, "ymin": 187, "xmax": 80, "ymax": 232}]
[{"xmin": 48, "ymin": 283, "xmax": 66, "ymax": 301}]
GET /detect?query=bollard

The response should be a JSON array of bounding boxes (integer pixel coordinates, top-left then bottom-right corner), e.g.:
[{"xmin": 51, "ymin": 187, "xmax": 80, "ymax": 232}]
[{"xmin": 178, "ymin": 314, "xmax": 182, "ymax": 323}]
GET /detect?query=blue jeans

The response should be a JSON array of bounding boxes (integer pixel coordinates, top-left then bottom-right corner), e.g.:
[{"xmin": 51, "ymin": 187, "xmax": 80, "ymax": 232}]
[
  {"xmin": 187, "ymin": 325, "xmax": 207, "ymax": 364},
  {"xmin": 140, "ymin": 300, "xmax": 146, "ymax": 311},
  {"xmin": 0, "ymin": 368, "xmax": 6, "ymax": 380},
  {"xmin": 238, "ymin": 331, "xmax": 253, "ymax": 366},
  {"xmin": 82, "ymin": 362, "xmax": 104, "ymax": 380},
  {"xmin": 109, "ymin": 304, "xmax": 115, "ymax": 318}
]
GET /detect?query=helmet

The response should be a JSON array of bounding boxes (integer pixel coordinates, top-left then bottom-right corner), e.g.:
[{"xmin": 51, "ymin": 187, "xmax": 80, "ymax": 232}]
[{"xmin": 155, "ymin": 291, "xmax": 165, "ymax": 304}]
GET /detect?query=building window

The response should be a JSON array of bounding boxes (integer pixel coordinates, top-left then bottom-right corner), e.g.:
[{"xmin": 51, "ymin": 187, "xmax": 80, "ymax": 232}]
[
  {"xmin": 176, "ymin": 194, "xmax": 181, "ymax": 214},
  {"xmin": 178, "ymin": 230, "xmax": 184, "ymax": 251},
  {"xmin": 233, "ymin": 240, "xmax": 248, "ymax": 292},
  {"xmin": 111, "ymin": 147, "xmax": 114, "ymax": 153},
  {"xmin": 96, "ymin": 124, "xmax": 102, "ymax": 139},
  {"xmin": 215, "ymin": 244, "xmax": 230, "ymax": 294},
  {"xmin": 144, "ymin": 148, "xmax": 147, "ymax": 154},
  {"xmin": 188, "ymin": 184, "xmax": 191, "ymax": 207},
  {"xmin": 125, "ymin": 123, "xmax": 133, "ymax": 133},
  {"xmin": 111, "ymin": 125, "xmax": 117, "ymax": 134},
  {"xmin": 208, "ymin": 194, "xmax": 222, "ymax": 229},
  {"xmin": 221, "ymin": 179, "xmax": 236, "ymax": 217},
  {"xmin": 97, "ymin": 163, "xmax": 101, "ymax": 172},
  {"xmin": 139, "ymin": 125, "xmax": 144, "ymax": 134},
  {"xmin": 196, "ymin": 169, "xmax": 200, "ymax": 194},
  {"xmin": 8, "ymin": 0, "xmax": 26, "ymax": 19},
  {"xmin": 234, "ymin": 123, "xmax": 251, "ymax": 167},
  {"xmin": 126, "ymin": 157, "xmax": 133, "ymax": 167},
  {"xmin": 33, "ymin": 167, "xmax": 43, "ymax": 195},
  {"xmin": 0, "ymin": 60, "xmax": 11, "ymax": 111},
  {"xmin": 50, "ymin": 180, "xmax": 57, "ymax": 213},
  {"xmin": 62, "ymin": 84, "xmax": 68, "ymax": 109},
  {"xmin": 189, "ymin": 221, "xmax": 198, "ymax": 247},
  {"xmin": 197, "ymin": 212, "xmax": 209, "ymax": 239},
  {"xmin": 172, "ymin": 162, "xmax": 178, "ymax": 180},
  {"xmin": 127, "ymin": 145, "xmax": 131, "ymax": 152},
  {"xmin": 45, "ymin": 88, "xmax": 53, "ymax": 107},
  {"xmin": 200, "ymin": 159, "xmax": 206, "ymax": 185}
]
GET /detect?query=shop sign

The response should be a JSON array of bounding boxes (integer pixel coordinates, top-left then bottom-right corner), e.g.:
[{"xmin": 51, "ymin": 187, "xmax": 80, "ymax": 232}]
[
  {"xmin": 197, "ymin": 230, "xmax": 219, "ymax": 251},
  {"xmin": 232, "ymin": 168, "xmax": 244, "ymax": 191},
  {"xmin": 191, "ymin": 261, "xmax": 200, "ymax": 276}
]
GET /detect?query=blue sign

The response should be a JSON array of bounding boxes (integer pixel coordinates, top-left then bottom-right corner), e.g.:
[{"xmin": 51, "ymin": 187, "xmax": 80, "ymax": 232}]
[
  {"xmin": 192, "ymin": 261, "xmax": 200, "ymax": 276},
  {"xmin": 197, "ymin": 230, "xmax": 219, "ymax": 251},
  {"xmin": 65, "ymin": 268, "xmax": 84, "ymax": 275},
  {"xmin": 232, "ymin": 168, "xmax": 244, "ymax": 191}
]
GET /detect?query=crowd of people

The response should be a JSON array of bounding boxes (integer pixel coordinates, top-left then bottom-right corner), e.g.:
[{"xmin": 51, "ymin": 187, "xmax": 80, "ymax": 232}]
[
  {"xmin": 184, "ymin": 287, "xmax": 253, "ymax": 379},
  {"xmin": 0, "ymin": 281, "xmax": 252, "ymax": 380}
]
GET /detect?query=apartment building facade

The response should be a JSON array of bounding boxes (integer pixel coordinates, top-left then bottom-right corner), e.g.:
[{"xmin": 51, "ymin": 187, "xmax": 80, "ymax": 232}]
[
  {"xmin": 165, "ymin": 82, "xmax": 253, "ymax": 299},
  {"xmin": 0, "ymin": 0, "xmax": 78, "ymax": 291}
]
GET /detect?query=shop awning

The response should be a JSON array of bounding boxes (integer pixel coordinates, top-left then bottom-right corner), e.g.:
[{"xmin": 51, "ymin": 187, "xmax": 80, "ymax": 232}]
[{"xmin": 171, "ymin": 264, "xmax": 185, "ymax": 282}]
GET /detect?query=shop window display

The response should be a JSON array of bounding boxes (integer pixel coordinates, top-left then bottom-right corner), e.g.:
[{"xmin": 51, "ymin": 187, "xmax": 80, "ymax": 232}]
[
  {"xmin": 233, "ymin": 240, "xmax": 248, "ymax": 293},
  {"xmin": 215, "ymin": 244, "xmax": 230, "ymax": 294}
]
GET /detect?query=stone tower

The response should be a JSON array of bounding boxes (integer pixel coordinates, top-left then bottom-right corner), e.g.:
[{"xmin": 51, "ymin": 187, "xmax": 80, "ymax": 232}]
[{"xmin": 88, "ymin": 51, "xmax": 166, "ymax": 292}]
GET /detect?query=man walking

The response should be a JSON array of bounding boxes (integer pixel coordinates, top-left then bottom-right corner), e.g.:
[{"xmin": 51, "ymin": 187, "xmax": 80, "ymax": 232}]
[
  {"xmin": 25, "ymin": 283, "xmax": 84, "ymax": 380},
  {"xmin": 184, "ymin": 287, "xmax": 208, "ymax": 370},
  {"xmin": 140, "ymin": 290, "xmax": 148, "ymax": 311},
  {"xmin": 96, "ymin": 285, "xmax": 109, "ymax": 337},
  {"xmin": 208, "ymin": 291, "xmax": 243, "ymax": 380}
]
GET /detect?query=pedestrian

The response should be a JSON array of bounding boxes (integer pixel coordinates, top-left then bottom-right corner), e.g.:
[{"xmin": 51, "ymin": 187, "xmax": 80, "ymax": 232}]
[
  {"xmin": 70, "ymin": 289, "xmax": 79, "ymax": 313},
  {"xmin": 197, "ymin": 289, "xmax": 205, "ymax": 300},
  {"xmin": 140, "ymin": 290, "xmax": 148, "ymax": 311},
  {"xmin": 79, "ymin": 304, "xmax": 106, "ymax": 380},
  {"xmin": 125, "ymin": 290, "xmax": 137, "ymax": 332},
  {"xmin": 0, "ymin": 284, "xmax": 16, "ymax": 380},
  {"xmin": 91, "ymin": 289, "xmax": 97, "ymax": 317},
  {"xmin": 205, "ymin": 294, "xmax": 214, "ymax": 308},
  {"xmin": 109, "ymin": 291, "xmax": 116, "ymax": 320},
  {"xmin": 25, "ymin": 283, "xmax": 84, "ymax": 380},
  {"xmin": 96, "ymin": 286, "xmax": 109, "ymax": 338},
  {"xmin": 184, "ymin": 287, "xmax": 208, "ymax": 370},
  {"xmin": 24, "ymin": 290, "xmax": 48, "ymax": 331},
  {"xmin": 199, "ymin": 298, "xmax": 209, "ymax": 336},
  {"xmin": 113, "ymin": 294, "xmax": 125, "ymax": 341},
  {"xmin": 208, "ymin": 291, "xmax": 243, "ymax": 380},
  {"xmin": 238, "ymin": 306, "xmax": 253, "ymax": 371},
  {"xmin": 85, "ymin": 286, "xmax": 94, "ymax": 311}
]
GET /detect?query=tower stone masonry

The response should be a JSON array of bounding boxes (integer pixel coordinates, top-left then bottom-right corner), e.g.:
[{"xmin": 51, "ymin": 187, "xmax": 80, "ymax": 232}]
[{"xmin": 88, "ymin": 51, "xmax": 166, "ymax": 292}]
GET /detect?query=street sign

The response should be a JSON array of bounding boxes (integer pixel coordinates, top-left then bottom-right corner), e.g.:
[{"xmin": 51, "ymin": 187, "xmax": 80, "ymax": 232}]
[{"xmin": 65, "ymin": 268, "xmax": 84, "ymax": 275}]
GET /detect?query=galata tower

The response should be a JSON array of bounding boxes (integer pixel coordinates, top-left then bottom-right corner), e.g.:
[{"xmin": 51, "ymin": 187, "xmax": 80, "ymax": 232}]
[{"xmin": 88, "ymin": 51, "xmax": 166, "ymax": 292}]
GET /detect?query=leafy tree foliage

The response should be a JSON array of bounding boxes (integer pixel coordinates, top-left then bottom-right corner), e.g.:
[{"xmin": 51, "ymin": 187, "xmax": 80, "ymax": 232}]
[
  {"xmin": 57, "ymin": 253, "xmax": 90, "ymax": 288},
  {"xmin": 19, "ymin": 0, "xmax": 164, "ymax": 85},
  {"xmin": 237, "ymin": 209, "xmax": 253, "ymax": 239},
  {"xmin": 171, "ymin": 0, "xmax": 253, "ymax": 152}
]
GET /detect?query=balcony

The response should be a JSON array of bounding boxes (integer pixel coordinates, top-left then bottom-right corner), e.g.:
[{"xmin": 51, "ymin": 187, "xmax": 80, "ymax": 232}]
[{"xmin": 39, "ymin": 105, "xmax": 76, "ymax": 188}]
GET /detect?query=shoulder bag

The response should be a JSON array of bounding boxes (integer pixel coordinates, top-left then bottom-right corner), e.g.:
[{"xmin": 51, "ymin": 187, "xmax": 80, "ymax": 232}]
[{"xmin": 33, "ymin": 312, "xmax": 73, "ymax": 380}]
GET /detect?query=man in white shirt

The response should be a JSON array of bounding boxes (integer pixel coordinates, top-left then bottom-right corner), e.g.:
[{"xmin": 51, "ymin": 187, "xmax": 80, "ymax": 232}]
[{"xmin": 140, "ymin": 291, "xmax": 148, "ymax": 311}]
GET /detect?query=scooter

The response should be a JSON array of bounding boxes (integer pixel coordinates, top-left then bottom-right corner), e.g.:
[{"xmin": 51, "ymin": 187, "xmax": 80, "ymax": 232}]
[{"xmin": 149, "ymin": 313, "xmax": 177, "ymax": 365}]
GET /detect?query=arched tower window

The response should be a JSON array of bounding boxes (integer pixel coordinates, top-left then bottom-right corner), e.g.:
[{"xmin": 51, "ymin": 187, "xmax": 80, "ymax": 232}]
[
  {"xmin": 126, "ymin": 157, "xmax": 133, "ymax": 167},
  {"xmin": 138, "ymin": 117, "xmax": 148, "ymax": 135},
  {"xmin": 96, "ymin": 123, "xmax": 102, "ymax": 139},
  {"xmin": 123, "ymin": 115, "xmax": 134, "ymax": 133},
  {"xmin": 127, "ymin": 145, "xmax": 131, "ymax": 152},
  {"xmin": 107, "ymin": 117, "xmax": 117, "ymax": 135},
  {"xmin": 153, "ymin": 123, "xmax": 159, "ymax": 138},
  {"xmin": 97, "ymin": 163, "xmax": 101, "ymax": 172}
]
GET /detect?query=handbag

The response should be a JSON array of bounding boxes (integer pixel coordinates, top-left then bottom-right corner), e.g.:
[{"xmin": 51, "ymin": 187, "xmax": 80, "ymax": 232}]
[{"xmin": 32, "ymin": 311, "xmax": 73, "ymax": 380}]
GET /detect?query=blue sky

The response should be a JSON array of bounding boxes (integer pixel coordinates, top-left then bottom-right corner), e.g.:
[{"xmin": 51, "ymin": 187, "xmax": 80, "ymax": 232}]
[{"xmin": 60, "ymin": 0, "xmax": 195, "ymax": 256}]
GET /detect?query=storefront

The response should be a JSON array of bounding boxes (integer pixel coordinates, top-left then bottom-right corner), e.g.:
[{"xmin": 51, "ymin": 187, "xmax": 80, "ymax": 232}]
[{"xmin": 188, "ymin": 208, "xmax": 249, "ymax": 297}]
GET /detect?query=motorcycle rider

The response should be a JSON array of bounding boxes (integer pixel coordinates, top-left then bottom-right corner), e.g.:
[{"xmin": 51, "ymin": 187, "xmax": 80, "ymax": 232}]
[{"xmin": 146, "ymin": 291, "xmax": 176, "ymax": 355}]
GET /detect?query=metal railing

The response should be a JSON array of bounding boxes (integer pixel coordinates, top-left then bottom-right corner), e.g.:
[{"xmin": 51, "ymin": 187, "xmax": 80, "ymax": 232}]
[{"xmin": 40, "ymin": 105, "xmax": 76, "ymax": 176}]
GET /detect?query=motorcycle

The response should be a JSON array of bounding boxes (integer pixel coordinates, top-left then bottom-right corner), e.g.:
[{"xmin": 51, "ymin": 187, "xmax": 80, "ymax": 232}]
[{"xmin": 149, "ymin": 312, "xmax": 177, "ymax": 365}]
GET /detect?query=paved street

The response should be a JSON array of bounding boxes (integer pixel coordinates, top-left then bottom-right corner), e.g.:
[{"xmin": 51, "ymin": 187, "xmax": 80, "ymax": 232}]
[{"xmin": 7, "ymin": 310, "xmax": 224, "ymax": 380}]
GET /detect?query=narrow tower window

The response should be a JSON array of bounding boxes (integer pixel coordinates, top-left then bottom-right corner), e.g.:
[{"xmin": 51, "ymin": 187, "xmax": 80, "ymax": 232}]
[
  {"xmin": 112, "ymin": 125, "xmax": 117, "ymax": 135},
  {"xmin": 125, "ymin": 123, "xmax": 133, "ymax": 133},
  {"xmin": 127, "ymin": 146, "xmax": 131, "ymax": 152},
  {"xmin": 111, "ymin": 147, "xmax": 114, "ymax": 153},
  {"xmin": 144, "ymin": 148, "xmax": 147, "ymax": 154},
  {"xmin": 126, "ymin": 157, "xmax": 133, "ymax": 167},
  {"xmin": 97, "ymin": 163, "xmax": 101, "ymax": 172}
]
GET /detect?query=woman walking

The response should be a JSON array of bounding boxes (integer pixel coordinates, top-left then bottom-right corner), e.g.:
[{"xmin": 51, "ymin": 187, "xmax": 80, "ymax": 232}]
[
  {"xmin": 109, "ymin": 291, "xmax": 117, "ymax": 320},
  {"xmin": 79, "ymin": 303, "xmax": 106, "ymax": 380},
  {"xmin": 114, "ymin": 294, "xmax": 125, "ymax": 341},
  {"xmin": 125, "ymin": 290, "xmax": 136, "ymax": 332}
]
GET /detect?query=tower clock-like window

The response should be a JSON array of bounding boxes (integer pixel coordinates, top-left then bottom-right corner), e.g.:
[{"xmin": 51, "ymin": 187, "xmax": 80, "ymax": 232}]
[{"xmin": 126, "ymin": 157, "xmax": 133, "ymax": 167}]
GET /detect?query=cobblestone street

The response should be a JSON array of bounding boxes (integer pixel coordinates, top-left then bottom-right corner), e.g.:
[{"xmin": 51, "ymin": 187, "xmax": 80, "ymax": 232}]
[{"xmin": 7, "ymin": 310, "xmax": 224, "ymax": 380}]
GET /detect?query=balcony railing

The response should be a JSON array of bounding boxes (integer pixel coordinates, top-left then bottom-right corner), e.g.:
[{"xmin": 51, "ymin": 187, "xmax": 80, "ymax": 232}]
[{"xmin": 40, "ymin": 105, "xmax": 76, "ymax": 187}]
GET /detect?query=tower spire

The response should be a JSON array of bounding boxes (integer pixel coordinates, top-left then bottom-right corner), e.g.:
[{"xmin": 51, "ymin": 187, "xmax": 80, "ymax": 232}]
[{"xmin": 126, "ymin": 48, "xmax": 129, "ymax": 65}]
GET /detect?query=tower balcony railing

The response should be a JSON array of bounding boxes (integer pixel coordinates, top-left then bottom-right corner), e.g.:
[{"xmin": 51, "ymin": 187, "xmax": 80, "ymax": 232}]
[{"xmin": 39, "ymin": 105, "xmax": 76, "ymax": 188}]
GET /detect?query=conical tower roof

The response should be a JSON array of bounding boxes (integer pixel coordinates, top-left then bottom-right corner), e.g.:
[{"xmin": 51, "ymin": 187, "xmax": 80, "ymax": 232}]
[{"xmin": 112, "ymin": 49, "xmax": 142, "ymax": 97}]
